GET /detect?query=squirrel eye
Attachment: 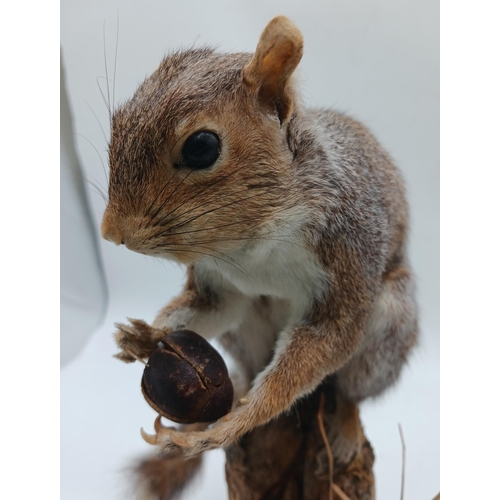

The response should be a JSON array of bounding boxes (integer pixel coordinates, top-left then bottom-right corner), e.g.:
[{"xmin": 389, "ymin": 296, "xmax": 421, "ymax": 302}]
[{"xmin": 178, "ymin": 131, "xmax": 220, "ymax": 170}]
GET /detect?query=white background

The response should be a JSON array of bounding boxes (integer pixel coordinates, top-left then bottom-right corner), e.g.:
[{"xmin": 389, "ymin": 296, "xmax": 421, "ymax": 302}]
[{"xmin": 60, "ymin": 1, "xmax": 439, "ymax": 499}]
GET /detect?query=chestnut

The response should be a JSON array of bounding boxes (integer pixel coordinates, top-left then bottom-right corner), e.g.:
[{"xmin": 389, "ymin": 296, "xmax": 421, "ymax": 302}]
[{"xmin": 141, "ymin": 330, "xmax": 234, "ymax": 424}]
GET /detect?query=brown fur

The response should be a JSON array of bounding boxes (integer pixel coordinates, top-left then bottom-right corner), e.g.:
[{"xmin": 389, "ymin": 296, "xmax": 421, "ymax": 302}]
[
  {"xmin": 134, "ymin": 454, "xmax": 202, "ymax": 500},
  {"xmin": 102, "ymin": 16, "xmax": 418, "ymax": 498}
]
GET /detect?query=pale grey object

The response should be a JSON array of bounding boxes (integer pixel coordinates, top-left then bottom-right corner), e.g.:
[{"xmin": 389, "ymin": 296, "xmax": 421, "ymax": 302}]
[{"xmin": 60, "ymin": 53, "xmax": 108, "ymax": 367}]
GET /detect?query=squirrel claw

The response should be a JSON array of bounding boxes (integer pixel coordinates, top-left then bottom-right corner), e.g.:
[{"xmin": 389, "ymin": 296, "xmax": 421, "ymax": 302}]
[
  {"xmin": 140, "ymin": 427, "xmax": 158, "ymax": 445},
  {"xmin": 141, "ymin": 418, "xmax": 220, "ymax": 456},
  {"xmin": 142, "ymin": 418, "xmax": 179, "ymax": 449},
  {"xmin": 154, "ymin": 414, "xmax": 170, "ymax": 433}
]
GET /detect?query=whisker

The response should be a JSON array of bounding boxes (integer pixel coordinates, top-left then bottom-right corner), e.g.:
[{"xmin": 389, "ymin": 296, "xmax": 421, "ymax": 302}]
[
  {"xmin": 112, "ymin": 12, "xmax": 119, "ymax": 114},
  {"xmin": 85, "ymin": 181, "xmax": 108, "ymax": 202},
  {"xmin": 64, "ymin": 163, "xmax": 108, "ymax": 203},
  {"xmin": 151, "ymin": 255, "xmax": 169, "ymax": 270},
  {"xmin": 103, "ymin": 21, "xmax": 112, "ymax": 125},
  {"xmin": 76, "ymin": 133, "xmax": 109, "ymax": 185},
  {"xmin": 165, "ymin": 193, "xmax": 267, "ymax": 234},
  {"xmin": 153, "ymin": 169, "xmax": 193, "ymax": 218},
  {"xmin": 152, "ymin": 247, "xmax": 251, "ymax": 279},
  {"xmin": 84, "ymin": 101, "xmax": 109, "ymax": 145},
  {"xmin": 151, "ymin": 191, "xmax": 263, "ymax": 239},
  {"xmin": 163, "ymin": 186, "xmax": 265, "ymax": 231},
  {"xmin": 184, "ymin": 244, "xmax": 252, "ymax": 280},
  {"xmin": 157, "ymin": 201, "xmax": 292, "ymax": 239},
  {"xmin": 151, "ymin": 238, "xmax": 252, "ymax": 279},
  {"xmin": 143, "ymin": 168, "xmax": 180, "ymax": 221},
  {"xmin": 191, "ymin": 235, "xmax": 307, "ymax": 251},
  {"xmin": 147, "ymin": 169, "xmax": 192, "ymax": 224},
  {"xmin": 161, "ymin": 217, "xmax": 262, "ymax": 237},
  {"xmin": 153, "ymin": 160, "xmax": 281, "ymax": 232},
  {"xmin": 204, "ymin": 250, "xmax": 250, "ymax": 281},
  {"xmin": 150, "ymin": 170, "xmax": 239, "ymax": 228},
  {"xmin": 96, "ymin": 77, "xmax": 111, "ymax": 116}
]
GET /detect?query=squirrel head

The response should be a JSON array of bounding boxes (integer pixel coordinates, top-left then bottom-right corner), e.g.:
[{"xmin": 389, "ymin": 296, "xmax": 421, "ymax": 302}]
[{"xmin": 101, "ymin": 16, "xmax": 304, "ymax": 264}]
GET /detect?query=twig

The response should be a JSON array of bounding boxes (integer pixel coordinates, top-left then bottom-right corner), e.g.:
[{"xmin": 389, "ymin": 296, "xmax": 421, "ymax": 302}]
[
  {"xmin": 332, "ymin": 483, "xmax": 352, "ymax": 500},
  {"xmin": 317, "ymin": 393, "xmax": 351, "ymax": 500},
  {"xmin": 398, "ymin": 423, "xmax": 406, "ymax": 500},
  {"xmin": 317, "ymin": 393, "xmax": 334, "ymax": 500}
]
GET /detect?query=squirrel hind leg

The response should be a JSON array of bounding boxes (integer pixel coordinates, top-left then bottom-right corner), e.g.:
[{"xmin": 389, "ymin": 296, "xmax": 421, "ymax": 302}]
[
  {"xmin": 328, "ymin": 395, "xmax": 364, "ymax": 466},
  {"xmin": 315, "ymin": 380, "xmax": 365, "ymax": 470},
  {"xmin": 336, "ymin": 264, "xmax": 419, "ymax": 403}
]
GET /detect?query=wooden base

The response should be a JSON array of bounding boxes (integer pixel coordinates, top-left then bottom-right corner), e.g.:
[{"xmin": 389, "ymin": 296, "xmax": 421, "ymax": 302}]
[{"xmin": 225, "ymin": 380, "xmax": 375, "ymax": 500}]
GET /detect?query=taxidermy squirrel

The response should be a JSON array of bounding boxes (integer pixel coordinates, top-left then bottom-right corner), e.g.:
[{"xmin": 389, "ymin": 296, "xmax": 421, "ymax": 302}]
[{"xmin": 101, "ymin": 16, "xmax": 418, "ymax": 498}]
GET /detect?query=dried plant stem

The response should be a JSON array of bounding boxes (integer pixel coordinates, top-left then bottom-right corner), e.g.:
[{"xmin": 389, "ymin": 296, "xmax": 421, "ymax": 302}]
[
  {"xmin": 398, "ymin": 423, "xmax": 406, "ymax": 500},
  {"xmin": 317, "ymin": 393, "xmax": 335, "ymax": 500},
  {"xmin": 332, "ymin": 483, "xmax": 352, "ymax": 500},
  {"xmin": 317, "ymin": 393, "xmax": 351, "ymax": 500}
]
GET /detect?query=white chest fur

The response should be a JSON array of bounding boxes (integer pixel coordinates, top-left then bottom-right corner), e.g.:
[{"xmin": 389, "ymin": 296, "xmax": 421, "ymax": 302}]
[{"xmin": 197, "ymin": 233, "xmax": 330, "ymax": 324}]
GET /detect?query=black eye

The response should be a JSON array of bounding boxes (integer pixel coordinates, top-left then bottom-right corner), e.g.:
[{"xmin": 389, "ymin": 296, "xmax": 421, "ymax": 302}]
[{"xmin": 178, "ymin": 131, "xmax": 220, "ymax": 170}]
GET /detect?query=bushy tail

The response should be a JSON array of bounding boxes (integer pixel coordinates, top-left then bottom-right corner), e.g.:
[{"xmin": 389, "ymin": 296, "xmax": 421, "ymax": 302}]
[{"xmin": 133, "ymin": 452, "xmax": 203, "ymax": 500}]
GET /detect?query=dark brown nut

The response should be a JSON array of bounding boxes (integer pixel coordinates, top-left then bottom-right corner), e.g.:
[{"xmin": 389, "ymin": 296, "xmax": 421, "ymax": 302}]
[{"xmin": 141, "ymin": 330, "xmax": 234, "ymax": 424}]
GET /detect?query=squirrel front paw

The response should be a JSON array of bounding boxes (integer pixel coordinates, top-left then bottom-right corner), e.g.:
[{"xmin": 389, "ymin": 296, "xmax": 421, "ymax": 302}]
[
  {"xmin": 140, "ymin": 398, "xmax": 254, "ymax": 457},
  {"xmin": 141, "ymin": 415, "xmax": 234, "ymax": 457},
  {"xmin": 114, "ymin": 318, "xmax": 168, "ymax": 363}
]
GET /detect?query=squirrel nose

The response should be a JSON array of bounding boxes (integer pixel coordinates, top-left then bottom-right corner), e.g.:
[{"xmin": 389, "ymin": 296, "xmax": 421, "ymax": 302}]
[{"xmin": 101, "ymin": 209, "xmax": 124, "ymax": 245}]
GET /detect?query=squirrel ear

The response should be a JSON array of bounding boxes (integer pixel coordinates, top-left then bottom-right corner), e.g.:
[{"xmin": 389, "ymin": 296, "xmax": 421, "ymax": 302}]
[{"xmin": 243, "ymin": 16, "xmax": 303, "ymax": 125}]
